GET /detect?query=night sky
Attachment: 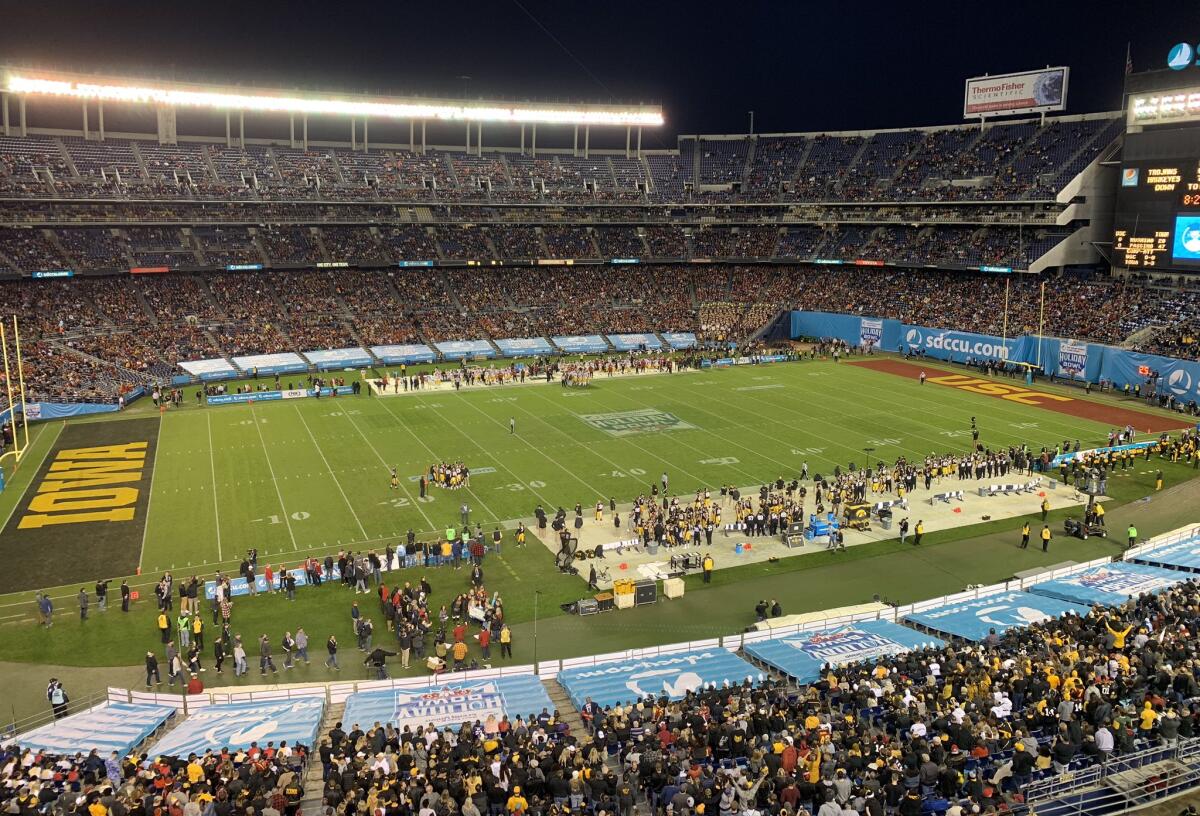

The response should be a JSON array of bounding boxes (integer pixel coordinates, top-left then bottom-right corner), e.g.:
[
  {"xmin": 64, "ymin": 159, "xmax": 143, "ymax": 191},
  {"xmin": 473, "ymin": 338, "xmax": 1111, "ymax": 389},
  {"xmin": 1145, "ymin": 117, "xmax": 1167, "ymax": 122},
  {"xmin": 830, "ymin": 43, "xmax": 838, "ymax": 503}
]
[{"xmin": 0, "ymin": 0, "xmax": 1191, "ymax": 141}]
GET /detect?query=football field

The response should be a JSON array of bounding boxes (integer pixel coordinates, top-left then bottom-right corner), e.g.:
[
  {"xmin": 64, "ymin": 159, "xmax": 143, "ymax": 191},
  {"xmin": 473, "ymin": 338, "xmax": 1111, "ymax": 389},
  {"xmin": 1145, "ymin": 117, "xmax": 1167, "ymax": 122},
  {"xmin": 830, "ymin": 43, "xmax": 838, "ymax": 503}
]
[{"xmin": 1, "ymin": 357, "xmax": 1189, "ymax": 593}]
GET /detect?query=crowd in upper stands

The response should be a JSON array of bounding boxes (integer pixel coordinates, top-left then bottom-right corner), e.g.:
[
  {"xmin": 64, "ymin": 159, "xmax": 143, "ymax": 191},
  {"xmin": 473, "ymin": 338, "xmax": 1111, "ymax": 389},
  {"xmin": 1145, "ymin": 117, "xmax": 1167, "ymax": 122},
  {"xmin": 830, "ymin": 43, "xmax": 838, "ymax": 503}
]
[{"xmin": 0, "ymin": 114, "xmax": 1119, "ymax": 205}]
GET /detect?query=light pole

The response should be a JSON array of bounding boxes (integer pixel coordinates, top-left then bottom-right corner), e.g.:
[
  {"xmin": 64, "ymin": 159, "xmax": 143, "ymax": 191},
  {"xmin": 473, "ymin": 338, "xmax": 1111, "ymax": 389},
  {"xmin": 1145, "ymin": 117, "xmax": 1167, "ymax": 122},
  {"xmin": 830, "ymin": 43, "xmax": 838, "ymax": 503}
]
[{"xmin": 748, "ymin": 111, "xmax": 755, "ymax": 135}]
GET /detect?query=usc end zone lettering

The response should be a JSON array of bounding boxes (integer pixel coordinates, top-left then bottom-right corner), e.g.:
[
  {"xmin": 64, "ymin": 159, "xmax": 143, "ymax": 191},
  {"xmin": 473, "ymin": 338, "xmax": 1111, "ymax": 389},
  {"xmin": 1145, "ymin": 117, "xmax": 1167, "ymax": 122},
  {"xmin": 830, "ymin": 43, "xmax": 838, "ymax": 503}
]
[
  {"xmin": 924, "ymin": 374, "xmax": 1074, "ymax": 406},
  {"xmin": 18, "ymin": 442, "xmax": 148, "ymax": 529}
]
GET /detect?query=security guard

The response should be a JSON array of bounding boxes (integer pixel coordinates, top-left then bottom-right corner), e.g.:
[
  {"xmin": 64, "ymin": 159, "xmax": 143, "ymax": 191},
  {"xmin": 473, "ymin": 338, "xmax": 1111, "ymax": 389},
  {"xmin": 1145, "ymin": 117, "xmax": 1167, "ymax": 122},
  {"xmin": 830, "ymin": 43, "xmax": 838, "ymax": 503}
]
[{"xmin": 1041, "ymin": 525, "xmax": 1052, "ymax": 553}]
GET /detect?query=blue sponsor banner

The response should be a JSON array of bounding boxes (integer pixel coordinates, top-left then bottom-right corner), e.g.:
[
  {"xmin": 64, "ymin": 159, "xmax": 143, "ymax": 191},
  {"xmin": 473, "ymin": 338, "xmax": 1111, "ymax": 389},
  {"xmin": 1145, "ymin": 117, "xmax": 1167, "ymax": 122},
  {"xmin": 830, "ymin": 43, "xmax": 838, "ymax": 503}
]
[
  {"xmin": 232, "ymin": 352, "xmax": 309, "ymax": 376},
  {"xmin": 903, "ymin": 591, "xmax": 1084, "ymax": 641},
  {"xmin": 494, "ymin": 337, "xmax": 553, "ymax": 357},
  {"xmin": 1027, "ymin": 562, "xmax": 1189, "ymax": 607},
  {"xmin": 1050, "ymin": 441, "xmax": 1156, "ymax": 469},
  {"xmin": 371, "ymin": 344, "xmax": 436, "ymax": 365},
  {"xmin": 552, "ymin": 335, "xmax": 608, "ymax": 354},
  {"xmin": 661, "ymin": 332, "xmax": 699, "ymax": 350},
  {"xmin": 607, "ymin": 333, "xmax": 664, "ymax": 351},
  {"xmin": 900, "ymin": 324, "xmax": 1024, "ymax": 364},
  {"xmin": 1100, "ymin": 348, "xmax": 1200, "ymax": 402},
  {"xmin": 557, "ymin": 649, "xmax": 763, "ymax": 709},
  {"xmin": 151, "ymin": 697, "xmax": 325, "ymax": 756},
  {"xmin": 435, "ymin": 340, "xmax": 495, "ymax": 361},
  {"xmin": 303, "ymin": 347, "xmax": 373, "ymax": 370},
  {"xmin": 1131, "ymin": 534, "xmax": 1200, "ymax": 572},
  {"xmin": 179, "ymin": 358, "xmax": 239, "ymax": 380},
  {"xmin": 789, "ymin": 311, "xmax": 901, "ymax": 350},
  {"xmin": 344, "ymin": 675, "xmax": 552, "ymax": 731},
  {"xmin": 4, "ymin": 702, "xmax": 175, "ymax": 756},
  {"xmin": 206, "ymin": 386, "xmax": 353, "ymax": 407},
  {"xmin": 743, "ymin": 621, "xmax": 944, "ymax": 684}
]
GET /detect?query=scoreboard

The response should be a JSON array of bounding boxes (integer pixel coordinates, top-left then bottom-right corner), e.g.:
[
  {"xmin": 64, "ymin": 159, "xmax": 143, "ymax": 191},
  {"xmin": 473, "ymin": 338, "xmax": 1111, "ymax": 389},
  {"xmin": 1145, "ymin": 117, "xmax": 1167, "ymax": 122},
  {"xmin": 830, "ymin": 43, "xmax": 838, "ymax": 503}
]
[{"xmin": 1113, "ymin": 161, "xmax": 1200, "ymax": 269}]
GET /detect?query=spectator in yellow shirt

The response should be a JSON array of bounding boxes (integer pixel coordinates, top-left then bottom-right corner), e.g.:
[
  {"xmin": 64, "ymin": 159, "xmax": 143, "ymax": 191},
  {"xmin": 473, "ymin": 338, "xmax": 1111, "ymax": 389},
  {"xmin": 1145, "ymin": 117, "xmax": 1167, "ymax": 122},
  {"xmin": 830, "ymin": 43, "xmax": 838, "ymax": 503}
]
[
  {"xmin": 1106, "ymin": 618, "xmax": 1133, "ymax": 649},
  {"xmin": 1139, "ymin": 702, "xmax": 1159, "ymax": 732}
]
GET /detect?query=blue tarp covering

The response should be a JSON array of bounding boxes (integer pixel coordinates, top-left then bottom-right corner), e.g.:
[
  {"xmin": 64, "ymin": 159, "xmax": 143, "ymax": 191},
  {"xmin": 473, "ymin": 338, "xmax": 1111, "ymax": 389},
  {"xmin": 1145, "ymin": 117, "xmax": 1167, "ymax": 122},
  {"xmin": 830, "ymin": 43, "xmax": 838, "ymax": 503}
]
[
  {"xmin": 789, "ymin": 312, "xmax": 901, "ymax": 350},
  {"xmin": 303, "ymin": 347, "xmax": 373, "ymax": 370},
  {"xmin": 179, "ymin": 358, "xmax": 239, "ymax": 380},
  {"xmin": 552, "ymin": 335, "xmax": 608, "ymax": 354},
  {"xmin": 435, "ymin": 340, "xmax": 495, "ymax": 361},
  {"xmin": 788, "ymin": 310, "xmax": 1200, "ymax": 396},
  {"xmin": 607, "ymin": 333, "xmax": 664, "ymax": 351},
  {"xmin": 661, "ymin": 332, "xmax": 699, "ymax": 350},
  {"xmin": 232, "ymin": 352, "xmax": 309, "ymax": 376},
  {"xmin": 371, "ymin": 344, "xmax": 436, "ymax": 364},
  {"xmin": 743, "ymin": 621, "xmax": 945, "ymax": 684},
  {"xmin": 557, "ymin": 649, "xmax": 762, "ymax": 709},
  {"xmin": 1027, "ymin": 562, "xmax": 1190, "ymax": 607},
  {"xmin": 1131, "ymin": 535, "xmax": 1200, "ymax": 572},
  {"xmin": 1099, "ymin": 349, "xmax": 1200, "ymax": 401},
  {"xmin": 4, "ymin": 702, "xmax": 174, "ymax": 756},
  {"xmin": 494, "ymin": 338, "xmax": 554, "ymax": 357},
  {"xmin": 904, "ymin": 591, "xmax": 1085, "ymax": 641},
  {"xmin": 344, "ymin": 675, "xmax": 553, "ymax": 731},
  {"xmin": 151, "ymin": 697, "xmax": 325, "ymax": 756},
  {"xmin": 3, "ymin": 402, "xmax": 118, "ymax": 422}
]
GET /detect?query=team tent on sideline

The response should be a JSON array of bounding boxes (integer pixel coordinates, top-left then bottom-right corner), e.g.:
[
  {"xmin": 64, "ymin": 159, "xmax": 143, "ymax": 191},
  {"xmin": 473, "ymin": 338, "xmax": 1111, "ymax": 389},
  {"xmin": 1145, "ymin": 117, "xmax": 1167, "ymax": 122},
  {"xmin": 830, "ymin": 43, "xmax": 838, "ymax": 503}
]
[
  {"xmin": 742, "ymin": 621, "xmax": 945, "ymax": 684},
  {"xmin": 556, "ymin": 648, "xmax": 763, "ymax": 709},
  {"xmin": 903, "ymin": 591, "xmax": 1085, "ymax": 642},
  {"xmin": 150, "ymin": 697, "xmax": 325, "ymax": 757},
  {"xmin": 1026, "ymin": 562, "xmax": 1191, "ymax": 607},
  {"xmin": 343, "ymin": 675, "xmax": 553, "ymax": 731},
  {"xmin": 3, "ymin": 702, "xmax": 176, "ymax": 756}
]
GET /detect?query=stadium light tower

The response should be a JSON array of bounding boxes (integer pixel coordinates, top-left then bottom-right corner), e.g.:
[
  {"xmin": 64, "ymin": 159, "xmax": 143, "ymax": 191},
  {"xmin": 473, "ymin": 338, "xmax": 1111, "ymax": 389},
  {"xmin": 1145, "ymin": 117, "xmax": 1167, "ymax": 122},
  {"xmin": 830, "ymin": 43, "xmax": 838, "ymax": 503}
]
[{"xmin": 2, "ymin": 68, "xmax": 664, "ymax": 153}]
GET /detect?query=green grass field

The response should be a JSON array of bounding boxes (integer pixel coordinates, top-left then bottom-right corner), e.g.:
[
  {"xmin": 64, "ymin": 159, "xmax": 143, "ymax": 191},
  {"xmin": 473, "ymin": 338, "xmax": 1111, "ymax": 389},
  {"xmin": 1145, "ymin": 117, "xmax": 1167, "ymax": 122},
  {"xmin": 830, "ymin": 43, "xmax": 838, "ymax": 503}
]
[{"xmin": 1, "ymin": 356, "xmax": 1197, "ymax": 721}]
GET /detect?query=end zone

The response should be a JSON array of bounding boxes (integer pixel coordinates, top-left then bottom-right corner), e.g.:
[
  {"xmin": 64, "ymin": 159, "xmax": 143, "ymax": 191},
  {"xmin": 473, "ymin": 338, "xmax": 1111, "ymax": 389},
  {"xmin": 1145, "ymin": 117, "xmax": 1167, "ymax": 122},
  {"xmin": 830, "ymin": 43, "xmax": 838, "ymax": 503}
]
[
  {"xmin": 850, "ymin": 359, "xmax": 1193, "ymax": 433},
  {"xmin": 0, "ymin": 417, "xmax": 159, "ymax": 594}
]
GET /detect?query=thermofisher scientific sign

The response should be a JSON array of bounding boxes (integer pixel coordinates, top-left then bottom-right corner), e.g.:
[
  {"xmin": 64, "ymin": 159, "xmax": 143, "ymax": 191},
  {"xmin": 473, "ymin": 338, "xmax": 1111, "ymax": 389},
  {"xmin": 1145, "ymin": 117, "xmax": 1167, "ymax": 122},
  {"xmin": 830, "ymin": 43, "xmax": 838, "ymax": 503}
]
[{"xmin": 964, "ymin": 67, "xmax": 1069, "ymax": 118}]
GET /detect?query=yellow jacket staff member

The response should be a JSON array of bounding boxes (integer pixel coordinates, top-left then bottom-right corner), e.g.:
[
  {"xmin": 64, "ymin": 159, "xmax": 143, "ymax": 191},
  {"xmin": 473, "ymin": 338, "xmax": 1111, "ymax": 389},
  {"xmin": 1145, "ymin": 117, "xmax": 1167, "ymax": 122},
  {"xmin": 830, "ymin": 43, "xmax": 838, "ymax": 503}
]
[
  {"xmin": 1040, "ymin": 525, "xmax": 1052, "ymax": 552},
  {"xmin": 702, "ymin": 554, "xmax": 714, "ymax": 584}
]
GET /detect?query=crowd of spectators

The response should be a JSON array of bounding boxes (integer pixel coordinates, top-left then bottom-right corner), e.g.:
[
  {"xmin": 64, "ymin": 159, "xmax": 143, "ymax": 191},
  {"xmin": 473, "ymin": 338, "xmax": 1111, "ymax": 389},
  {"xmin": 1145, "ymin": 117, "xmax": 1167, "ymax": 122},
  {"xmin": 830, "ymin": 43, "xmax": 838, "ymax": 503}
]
[{"xmin": 5, "ymin": 261, "xmax": 1200, "ymax": 403}]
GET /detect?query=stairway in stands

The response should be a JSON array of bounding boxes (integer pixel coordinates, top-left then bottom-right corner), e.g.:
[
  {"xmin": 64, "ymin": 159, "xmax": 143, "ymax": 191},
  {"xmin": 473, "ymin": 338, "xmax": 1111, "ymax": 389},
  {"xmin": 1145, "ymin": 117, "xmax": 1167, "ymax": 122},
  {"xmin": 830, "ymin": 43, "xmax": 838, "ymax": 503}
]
[
  {"xmin": 542, "ymin": 677, "xmax": 585, "ymax": 736},
  {"xmin": 298, "ymin": 701, "xmax": 345, "ymax": 815}
]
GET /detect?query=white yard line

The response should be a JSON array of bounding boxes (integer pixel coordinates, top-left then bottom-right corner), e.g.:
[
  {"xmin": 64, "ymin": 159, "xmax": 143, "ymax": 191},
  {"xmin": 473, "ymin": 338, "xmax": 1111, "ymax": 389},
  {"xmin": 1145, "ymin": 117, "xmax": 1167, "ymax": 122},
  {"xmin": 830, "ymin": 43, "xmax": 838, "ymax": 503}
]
[
  {"xmin": 370, "ymin": 397, "xmax": 505, "ymax": 523},
  {"xmin": 338, "ymin": 408, "xmax": 439, "ymax": 531},
  {"xmin": 294, "ymin": 405, "xmax": 369, "ymax": 541},
  {"xmin": 450, "ymin": 390, "xmax": 613, "ymax": 499},
  {"xmin": 249, "ymin": 404, "xmax": 299, "ymax": 550},
  {"xmin": 138, "ymin": 414, "xmax": 164, "ymax": 570},
  {"xmin": 206, "ymin": 412, "xmax": 223, "ymax": 561}
]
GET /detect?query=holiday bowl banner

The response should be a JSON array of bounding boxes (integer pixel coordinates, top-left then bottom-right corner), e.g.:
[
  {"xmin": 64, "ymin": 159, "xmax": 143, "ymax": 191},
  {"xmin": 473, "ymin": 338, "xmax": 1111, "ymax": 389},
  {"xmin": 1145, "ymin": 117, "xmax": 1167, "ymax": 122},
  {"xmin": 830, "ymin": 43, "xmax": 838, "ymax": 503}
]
[
  {"xmin": 859, "ymin": 318, "xmax": 884, "ymax": 348},
  {"xmin": 903, "ymin": 591, "xmax": 1084, "ymax": 641},
  {"xmin": 1057, "ymin": 340, "xmax": 1089, "ymax": 379},
  {"xmin": 743, "ymin": 620, "xmax": 944, "ymax": 683},
  {"xmin": 343, "ymin": 675, "xmax": 552, "ymax": 731},
  {"xmin": 557, "ymin": 649, "xmax": 762, "ymax": 709},
  {"xmin": 1027, "ymin": 562, "xmax": 1189, "ymax": 607}
]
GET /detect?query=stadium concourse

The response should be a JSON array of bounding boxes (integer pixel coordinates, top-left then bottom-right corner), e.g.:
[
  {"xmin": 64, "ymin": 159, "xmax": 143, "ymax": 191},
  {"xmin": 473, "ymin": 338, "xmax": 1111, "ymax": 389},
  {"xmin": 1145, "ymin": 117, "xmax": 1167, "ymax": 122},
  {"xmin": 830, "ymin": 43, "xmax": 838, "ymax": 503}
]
[{"xmin": 7, "ymin": 524, "xmax": 1200, "ymax": 816}]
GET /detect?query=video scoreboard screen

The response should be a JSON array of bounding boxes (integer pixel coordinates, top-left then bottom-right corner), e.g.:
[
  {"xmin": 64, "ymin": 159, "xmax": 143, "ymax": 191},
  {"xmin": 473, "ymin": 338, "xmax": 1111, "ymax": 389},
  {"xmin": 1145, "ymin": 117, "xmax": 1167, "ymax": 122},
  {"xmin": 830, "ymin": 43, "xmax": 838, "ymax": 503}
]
[{"xmin": 1113, "ymin": 128, "xmax": 1200, "ymax": 271}]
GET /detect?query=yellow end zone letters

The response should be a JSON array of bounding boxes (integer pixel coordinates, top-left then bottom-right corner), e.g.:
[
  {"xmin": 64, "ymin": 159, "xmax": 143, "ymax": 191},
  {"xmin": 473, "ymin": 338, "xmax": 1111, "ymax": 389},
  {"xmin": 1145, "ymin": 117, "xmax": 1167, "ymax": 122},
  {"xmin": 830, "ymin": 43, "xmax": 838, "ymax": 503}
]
[
  {"xmin": 924, "ymin": 374, "xmax": 1074, "ymax": 406},
  {"xmin": 18, "ymin": 442, "xmax": 148, "ymax": 529}
]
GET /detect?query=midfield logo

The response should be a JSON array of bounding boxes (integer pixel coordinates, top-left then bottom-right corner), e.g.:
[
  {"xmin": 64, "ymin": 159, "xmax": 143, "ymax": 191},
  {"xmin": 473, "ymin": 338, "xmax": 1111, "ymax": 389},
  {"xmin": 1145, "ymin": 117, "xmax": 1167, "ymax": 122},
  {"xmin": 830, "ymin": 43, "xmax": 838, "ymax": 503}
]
[{"xmin": 580, "ymin": 409, "xmax": 697, "ymax": 437}]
